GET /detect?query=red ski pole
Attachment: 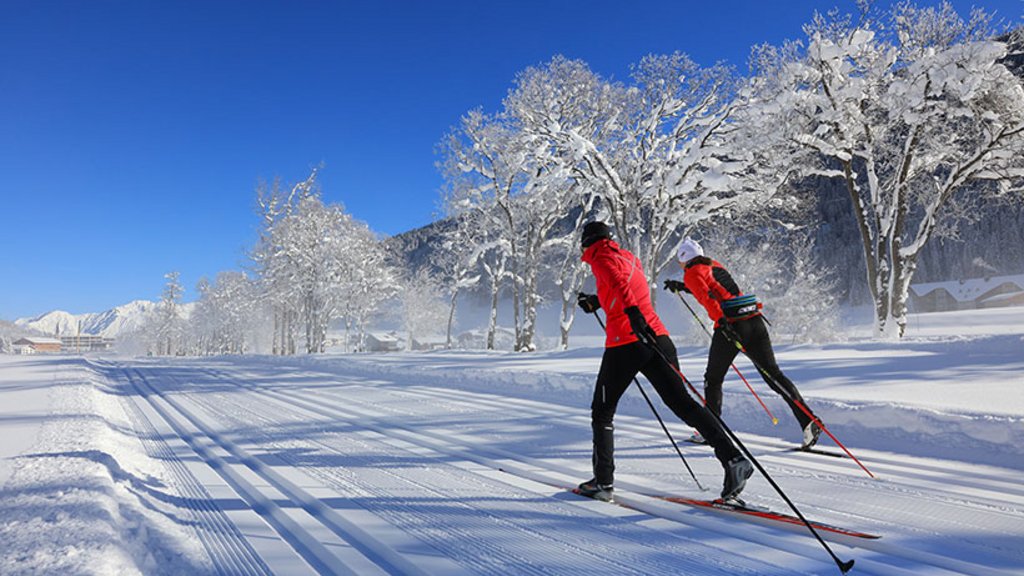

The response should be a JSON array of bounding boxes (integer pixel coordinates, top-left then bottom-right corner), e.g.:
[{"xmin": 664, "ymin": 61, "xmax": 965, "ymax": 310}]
[{"xmin": 722, "ymin": 327, "xmax": 876, "ymax": 479}]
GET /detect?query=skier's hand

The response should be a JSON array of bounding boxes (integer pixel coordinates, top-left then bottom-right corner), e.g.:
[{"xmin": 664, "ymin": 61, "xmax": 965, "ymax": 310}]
[
  {"xmin": 577, "ymin": 293, "xmax": 601, "ymax": 314},
  {"xmin": 624, "ymin": 306, "xmax": 655, "ymax": 344},
  {"xmin": 663, "ymin": 279, "xmax": 688, "ymax": 294},
  {"xmin": 718, "ymin": 321, "xmax": 741, "ymax": 347}
]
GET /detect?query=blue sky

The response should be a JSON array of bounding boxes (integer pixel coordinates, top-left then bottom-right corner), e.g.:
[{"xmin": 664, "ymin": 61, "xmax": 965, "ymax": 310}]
[{"xmin": 2, "ymin": 1, "xmax": 1020, "ymax": 319}]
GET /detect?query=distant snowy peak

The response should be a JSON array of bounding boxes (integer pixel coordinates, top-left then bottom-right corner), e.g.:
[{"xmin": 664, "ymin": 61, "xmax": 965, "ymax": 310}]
[
  {"xmin": 81, "ymin": 300, "xmax": 161, "ymax": 337},
  {"xmin": 15, "ymin": 300, "xmax": 193, "ymax": 338},
  {"xmin": 16, "ymin": 310, "xmax": 81, "ymax": 337}
]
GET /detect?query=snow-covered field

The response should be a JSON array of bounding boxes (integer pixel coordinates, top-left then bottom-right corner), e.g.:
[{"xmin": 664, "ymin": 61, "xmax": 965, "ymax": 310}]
[{"xmin": 1, "ymin": 307, "xmax": 1022, "ymax": 575}]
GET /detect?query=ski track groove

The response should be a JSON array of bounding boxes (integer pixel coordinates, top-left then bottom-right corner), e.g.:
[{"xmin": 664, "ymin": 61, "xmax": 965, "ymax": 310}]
[
  {"xmin": 113, "ymin": 366, "xmax": 274, "ymax": 576},
  {"xmin": 189, "ymin": 367, "xmax": 784, "ymax": 576},
  {"xmin": 329, "ymin": 381, "xmax": 1024, "ymax": 569},
  {"xmin": 213, "ymin": 363, "xmax": 1023, "ymax": 576},
  {"xmin": 123, "ymin": 366, "xmax": 451, "ymax": 576},
  {"xmin": 121, "ymin": 368, "xmax": 335, "ymax": 575}
]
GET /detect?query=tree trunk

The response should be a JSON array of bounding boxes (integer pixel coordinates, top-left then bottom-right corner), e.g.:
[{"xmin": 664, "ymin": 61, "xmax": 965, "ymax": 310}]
[
  {"xmin": 288, "ymin": 310, "xmax": 297, "ymax": 355},
  {"xmin": 559, "ymin": 298, "xmax": 573, "ymax": 350},
  {"xmin": 446, "ymin": 290, "xmax": 458, "ymax": 349},
  {"xmin": 519, "ymin": 274, "xmax": 538, "ymax": 352},
  {"xmin": 511, "ymin": 278, "xmax": 522, "ymax": 351},
  {"xmin": 487, "ymin": 281, "xmax": 499, "ymax": 350}
]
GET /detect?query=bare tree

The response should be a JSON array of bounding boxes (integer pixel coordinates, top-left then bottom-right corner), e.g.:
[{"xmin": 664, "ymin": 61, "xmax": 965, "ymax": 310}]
[
  {"xmin": 252, "ymin": 169, "xmax": 319, "ymax": 354},
  {"xmin": 508, "ymin": 55, "xmax": 777, "ymax": 295},
  {"xmin": 440, "ymin": 108, "xmax": 580, "ymax": 351},
  {"xmin": 251, "ymin": 167, "xmax": 396, "ymax": 354},
  {"xmin": 156, "ymin": 271, "xmax": 184, "ymax": 355},
  {"xmin": 741, "ymin": 2, "xmax": 1024, "ymax": 337},
  {"xmin": 193, "ymin": 271, "xmax": 257, "ymax": 355},
  {"xmin": 400, "ymin": 268, "xmax": 449, "ymax": 350}
]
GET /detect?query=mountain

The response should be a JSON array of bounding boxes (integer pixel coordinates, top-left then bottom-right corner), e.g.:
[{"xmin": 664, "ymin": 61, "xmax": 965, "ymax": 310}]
[{"xmin": 14, "ymin": 300, "xmax": 193, "ymax": 339}]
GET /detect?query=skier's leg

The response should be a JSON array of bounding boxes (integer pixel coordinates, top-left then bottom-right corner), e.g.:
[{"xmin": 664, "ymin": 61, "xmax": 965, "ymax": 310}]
[
  {"xmin": 704, "ymin": 326, "xmax": 740, "ymax": 417},
  {"xmin": 642, "ymin": 336, "xmax": 741, "ymax": 466},
  {"xmin": 590, "ymin": 344, "xmax": 641, "ymax": 485},
  {"xmin": 736, "ymin": 317, "xmax": 813, "ymax": 427}
]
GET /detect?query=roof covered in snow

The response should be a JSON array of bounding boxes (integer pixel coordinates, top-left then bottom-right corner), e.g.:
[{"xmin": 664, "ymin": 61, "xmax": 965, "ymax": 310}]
[
  {"xmin": 14, "ymin": 337, "xmax": 62, "ymax": 345},
  {"xmin": 910, "ymin": 274, "xmax": 1024, "ymax": 302}
]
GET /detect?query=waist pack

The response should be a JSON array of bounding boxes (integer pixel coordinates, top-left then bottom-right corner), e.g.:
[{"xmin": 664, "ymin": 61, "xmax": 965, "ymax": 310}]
[{"xmin": 721, "ymin": 294, "xmax": 763, "ymax": 322}]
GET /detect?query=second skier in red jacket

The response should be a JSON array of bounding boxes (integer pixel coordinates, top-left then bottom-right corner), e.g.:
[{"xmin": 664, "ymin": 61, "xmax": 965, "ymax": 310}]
[{"xmin": 665, "ymin": 237, "xmax": 822, "ymax": 450}]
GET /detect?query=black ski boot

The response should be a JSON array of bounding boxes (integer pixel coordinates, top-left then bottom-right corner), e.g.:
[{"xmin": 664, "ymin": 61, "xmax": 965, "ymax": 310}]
[
  {"xmin": 577, "ymin": 479, "xmax": 614, "ymax": 502},
  {"xmin": 721, "ymin": 456, "xmax": 753, "ymax": 500},
  {"xmin": 801, "ymin": 420, "xmax": 822, "ymax": 451}
]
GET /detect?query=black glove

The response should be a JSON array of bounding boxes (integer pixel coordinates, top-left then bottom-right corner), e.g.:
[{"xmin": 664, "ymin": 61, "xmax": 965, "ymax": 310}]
[
  {"xmin": 717, "ymin": 320, "xmax": 741, "ymax": 346},
  {"xmin": 663, "ymin": 279, "xmax": 689, "ymax": 294},
  {"xmin": 624, "ymin": 306, "xmax": 655, "ymax": 344},
  {"xmin": 577, "ymin": 292, "xmax": 601, "ymax": 314}
]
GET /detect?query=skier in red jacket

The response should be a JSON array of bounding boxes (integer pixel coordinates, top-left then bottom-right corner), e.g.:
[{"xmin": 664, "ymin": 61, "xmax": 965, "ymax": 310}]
[
  {"xmin": 575, "ymin": 221, "xmax": 752, "ymax": 502},
  {"xmin": 665, "ymin": 237, "xmax": 822, "ymax": 450}
]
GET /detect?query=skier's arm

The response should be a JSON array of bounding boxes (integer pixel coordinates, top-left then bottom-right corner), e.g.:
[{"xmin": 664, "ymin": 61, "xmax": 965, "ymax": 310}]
[{"xmin": 684, "ymin": 265, "xmax": 717, "ymax": 316}]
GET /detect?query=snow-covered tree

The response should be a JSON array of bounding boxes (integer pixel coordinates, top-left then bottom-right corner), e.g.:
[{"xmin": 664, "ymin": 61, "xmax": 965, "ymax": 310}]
[
  {"xmin": 550, "ymin": 199, "xmax": 594, "ymax": 350},
  {"xmin": 155, "ymin": 271, "xmax": 185, "ymax": 355},
  {"xmin": 193, "ymin": 271, "xmax": 258, "ymax": 355},
  {"xmin": 430, "ymin": 214, "xmax": 482, "ymax": 348},
  {"xmin": 334, "ymin": 219, "xmax": 398, "ymax": 353},
  {"xmin": 252, "ymin": 167, "xmax": 396, "ymax": 354},
  {"xmin": 508, "ymin": 55, "xmax": 779, "ymax": 294},
  {"xmin": 270, "ymin": 195, "xmax": 342, "ymax": 353},
  {"xmin": 740, "ymin": 2, "xmax": 1024, "ymax": 338},
  {"xmin": 0, "ymin": 319, "xmax": 45, "ymax": 354},
  {"xmin": 439, "ymin": 108, "xmax": 580, "ymax": 351},
  {"xmin": 399, "ymin": 267, "xmax": 449, "ymax": 350},
  {"xmin": 252, "ymin": 170, "xmax": 320, "ymax": 354},
  {"xmin": 438, "ymin": 54, "xmax": 788, "ymax": 350}
]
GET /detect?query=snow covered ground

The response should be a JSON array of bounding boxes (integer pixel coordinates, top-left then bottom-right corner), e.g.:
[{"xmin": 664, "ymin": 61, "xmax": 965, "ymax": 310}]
[{"xmin": 1, "ymin": 307, "xmax": 1022, "ymax": 575}]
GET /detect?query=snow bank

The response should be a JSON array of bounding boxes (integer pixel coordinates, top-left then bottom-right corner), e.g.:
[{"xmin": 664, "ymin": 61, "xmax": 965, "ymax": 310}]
[{"xmin": 0, "ymin": 357, "xmax": 212, "ymax": 575}]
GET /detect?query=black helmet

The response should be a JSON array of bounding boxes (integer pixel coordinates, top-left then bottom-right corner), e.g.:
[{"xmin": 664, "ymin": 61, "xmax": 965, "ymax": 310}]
[{"xmin": 581, "ymin": 221, "xmax": 612, "ymax": 248}]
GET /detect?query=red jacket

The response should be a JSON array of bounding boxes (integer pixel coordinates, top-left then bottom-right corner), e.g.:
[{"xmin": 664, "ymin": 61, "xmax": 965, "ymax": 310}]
[
  {"xmin": 582, "ymin": 238, "xmax": 667, "ymax": 347},
  {"xmin": 682, "ymin": 257, "xmax": 742, "ymax": 327}
]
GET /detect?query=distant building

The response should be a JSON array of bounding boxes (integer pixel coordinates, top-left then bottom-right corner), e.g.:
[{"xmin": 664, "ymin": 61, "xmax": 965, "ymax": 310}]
[
  {"xmin": 909, "ymin": 274, "xmax": 1024, "ymax": 313},
  {"xmin": 59, "ymin": 334, "xmax": 115, "ymax": 352},
  {"xmin": 411, "ymin": 335, "xmax": 448, "ymax": 351},
  {"xmin": 13, "ymin": 337, "xmax": 62, "ymax": 354},
  {"xmin": 365, "ymin": 332, "xmax": 402, "ymax": 352}
]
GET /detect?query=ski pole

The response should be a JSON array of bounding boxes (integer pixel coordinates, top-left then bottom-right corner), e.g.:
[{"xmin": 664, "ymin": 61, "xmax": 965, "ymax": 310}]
[
  {"xmin": 589, "ymin": 311, "xmax": 707, "ymax": 492},
  {"xmin": 637, "ymin": 331, "xmax": 856, "ymax": 574},
  {"xmin": 672, "ymin": 290, "xmax": 779, "ymax": 425},
  {"xmin": 721, "ymin": 325, "xmax": 875, "ymax": 479}
]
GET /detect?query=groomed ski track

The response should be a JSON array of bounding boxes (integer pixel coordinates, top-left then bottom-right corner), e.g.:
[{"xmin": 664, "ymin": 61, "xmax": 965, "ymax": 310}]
[{"xmin": 88, "ymin": 357, "xmax": 1022, "ymax": 575}]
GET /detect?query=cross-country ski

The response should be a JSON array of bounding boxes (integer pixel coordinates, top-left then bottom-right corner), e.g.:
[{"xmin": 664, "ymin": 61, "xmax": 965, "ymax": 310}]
[{"xmin": 569, "ymin": 483, "xmax": 880, "ymax": 540}]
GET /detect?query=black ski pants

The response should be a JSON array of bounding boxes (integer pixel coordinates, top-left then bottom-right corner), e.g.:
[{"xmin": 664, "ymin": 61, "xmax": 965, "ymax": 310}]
[
  {"xmin": 704, "ymin": 315, "xmax": 814, "ymax": 428},
  {"xmin": 590, "ymin": 335, "xmax": 740, "ymax": 485}
]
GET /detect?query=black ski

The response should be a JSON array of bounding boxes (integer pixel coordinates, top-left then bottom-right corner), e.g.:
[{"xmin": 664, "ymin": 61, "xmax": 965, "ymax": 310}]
[{"xmin": 789, "ymin": 447, "xmax": 848, "ymax": 459}]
